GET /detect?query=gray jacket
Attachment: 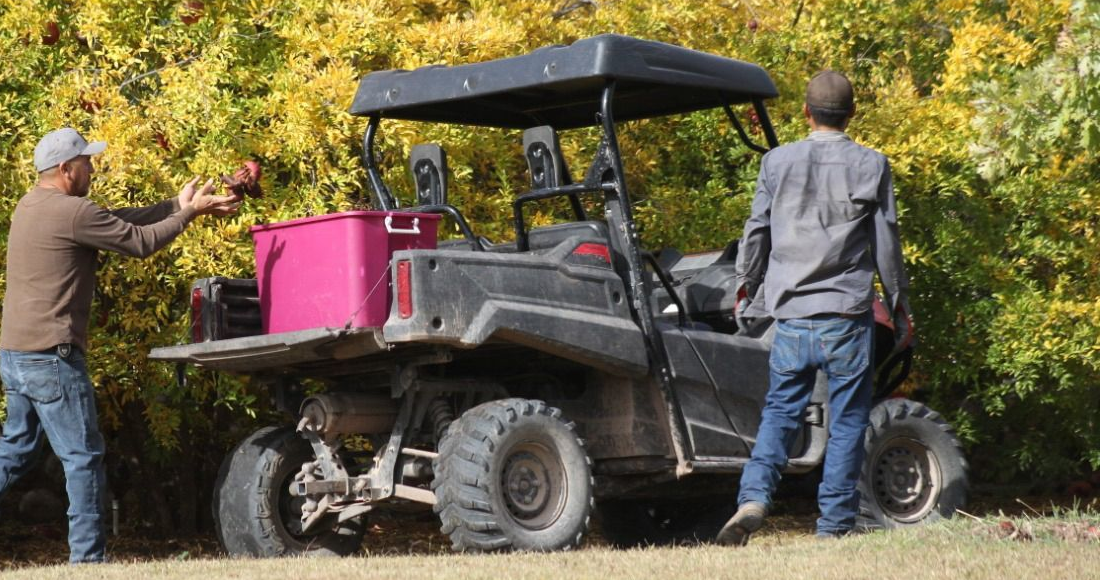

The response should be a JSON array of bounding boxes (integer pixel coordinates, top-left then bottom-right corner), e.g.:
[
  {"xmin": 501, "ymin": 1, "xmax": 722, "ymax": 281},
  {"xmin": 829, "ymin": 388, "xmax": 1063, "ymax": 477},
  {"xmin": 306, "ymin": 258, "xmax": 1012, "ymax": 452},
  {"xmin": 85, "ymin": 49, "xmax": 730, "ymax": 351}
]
[{"xmin": 735, "ymin": 131, "xmax": 908, "ymax": 320}]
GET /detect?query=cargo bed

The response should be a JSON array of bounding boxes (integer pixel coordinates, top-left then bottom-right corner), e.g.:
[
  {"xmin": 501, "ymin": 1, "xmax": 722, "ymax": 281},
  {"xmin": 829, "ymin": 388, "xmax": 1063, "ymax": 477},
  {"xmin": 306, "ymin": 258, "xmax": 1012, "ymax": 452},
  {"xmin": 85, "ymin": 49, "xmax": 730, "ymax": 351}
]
[{"xmin": 149, "ymin": 327, "xmax": 388, "ymax": 373}]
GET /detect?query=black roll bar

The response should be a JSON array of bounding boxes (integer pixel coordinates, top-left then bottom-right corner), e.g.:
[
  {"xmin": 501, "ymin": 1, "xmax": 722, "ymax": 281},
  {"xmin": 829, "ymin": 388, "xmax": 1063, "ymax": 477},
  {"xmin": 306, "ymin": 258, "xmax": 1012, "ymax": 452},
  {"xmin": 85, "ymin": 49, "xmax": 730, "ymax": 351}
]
[
  {"xmin": 406, "ymin": 204, "xmax": 483, "ymax": 250},
  {"xmin": 363, "ymin": 115, "xmax": 397, "ymax": 211},
  {"xmin": 362, "ymin": 117, "xmax": 482, "ymax": 249},
  {"xmin": 596, "ymin": 81, "xmax": 692, "ymax": 470},
  {"xmin": 722, "ymin": 102, "xmax": 769, "ymax": 155},
  {"xmin": 753, "ymin": 98, "xmax": 781, "ymax": 149}
]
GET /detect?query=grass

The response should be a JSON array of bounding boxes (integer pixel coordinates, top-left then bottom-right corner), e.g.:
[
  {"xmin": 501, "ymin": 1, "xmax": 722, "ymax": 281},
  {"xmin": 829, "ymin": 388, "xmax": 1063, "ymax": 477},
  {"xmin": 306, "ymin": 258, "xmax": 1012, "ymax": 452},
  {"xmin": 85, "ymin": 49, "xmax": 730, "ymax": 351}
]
[{"xmin": 2, "ymin": 515, "xmax": 1098, "ymax": 580}]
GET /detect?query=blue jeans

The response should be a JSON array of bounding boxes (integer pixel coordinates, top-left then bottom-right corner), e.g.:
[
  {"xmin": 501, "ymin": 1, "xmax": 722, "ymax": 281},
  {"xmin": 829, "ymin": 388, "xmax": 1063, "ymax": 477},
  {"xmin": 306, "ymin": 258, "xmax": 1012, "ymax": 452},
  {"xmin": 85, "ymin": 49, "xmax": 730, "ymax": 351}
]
[
  {"xmin": 738, "ymin": 313, "xmax": 874, "ymax": 534},
  {"xmin": 0, "ymin": 347, "xmax": 107, "ymax": 563}
]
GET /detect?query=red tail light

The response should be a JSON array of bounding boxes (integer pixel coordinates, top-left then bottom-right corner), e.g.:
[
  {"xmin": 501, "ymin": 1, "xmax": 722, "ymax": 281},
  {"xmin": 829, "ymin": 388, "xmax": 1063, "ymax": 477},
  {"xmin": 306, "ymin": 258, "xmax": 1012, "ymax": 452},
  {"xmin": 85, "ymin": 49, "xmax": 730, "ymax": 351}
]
[
  {"xmin": 396, "ymin": 260, "xmax": 413, "ymax": 319},
  {"xmin": 191, "ymin": 287, "xmax": 204, "ymax": 343},
  {"xmin": 572, "ymin": 243, "xmax": 610, "ymax": 263}
]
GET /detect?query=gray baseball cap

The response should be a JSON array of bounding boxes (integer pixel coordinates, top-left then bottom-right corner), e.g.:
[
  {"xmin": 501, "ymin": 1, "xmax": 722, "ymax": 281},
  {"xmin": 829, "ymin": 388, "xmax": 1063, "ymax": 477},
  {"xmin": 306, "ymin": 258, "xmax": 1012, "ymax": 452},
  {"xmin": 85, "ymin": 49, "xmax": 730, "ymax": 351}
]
[
  {"xmin": 33, "ymin": 128, "xmax": 106, "ymax": 172},
  {"xmin": 805, "ymin": 70, "xmax": 854, "ymax": 111}
]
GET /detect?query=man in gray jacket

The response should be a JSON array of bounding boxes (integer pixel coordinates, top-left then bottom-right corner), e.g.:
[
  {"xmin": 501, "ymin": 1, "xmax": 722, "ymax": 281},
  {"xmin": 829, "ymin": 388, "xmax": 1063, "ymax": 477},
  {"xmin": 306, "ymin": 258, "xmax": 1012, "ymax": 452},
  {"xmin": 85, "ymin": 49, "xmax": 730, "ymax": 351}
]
[
  {"xmin": 0, "ymin": 128, "xmax": 239, "ymax": 563},
  {"xmin": 718, "ymin": 72, "xmax": 912, "ymax": 545}
]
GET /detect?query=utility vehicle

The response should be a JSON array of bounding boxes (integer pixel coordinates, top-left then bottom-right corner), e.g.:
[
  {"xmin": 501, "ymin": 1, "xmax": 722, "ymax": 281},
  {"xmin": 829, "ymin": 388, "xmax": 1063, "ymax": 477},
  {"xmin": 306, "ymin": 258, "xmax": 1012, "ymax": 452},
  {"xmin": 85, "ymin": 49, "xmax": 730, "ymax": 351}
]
[{"xmin": 151, "ymin": 34, "xmax": 968, "ymax": 556}]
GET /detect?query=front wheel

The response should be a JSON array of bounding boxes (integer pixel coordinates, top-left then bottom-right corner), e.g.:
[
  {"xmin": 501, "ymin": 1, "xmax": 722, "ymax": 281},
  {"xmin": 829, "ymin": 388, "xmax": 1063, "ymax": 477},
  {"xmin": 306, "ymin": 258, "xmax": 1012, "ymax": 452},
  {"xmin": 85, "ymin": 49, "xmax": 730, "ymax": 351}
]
[
  {"xmin": 213, "ymin": 426, "xmax": 365, "ymax": 557},
  {"xmin": 432, "ymin": 398, "xmax": 594, "ymax": 552},
  {"xmin": 857, "ymin": 399, "xmax": 969, "ymax": 530}
]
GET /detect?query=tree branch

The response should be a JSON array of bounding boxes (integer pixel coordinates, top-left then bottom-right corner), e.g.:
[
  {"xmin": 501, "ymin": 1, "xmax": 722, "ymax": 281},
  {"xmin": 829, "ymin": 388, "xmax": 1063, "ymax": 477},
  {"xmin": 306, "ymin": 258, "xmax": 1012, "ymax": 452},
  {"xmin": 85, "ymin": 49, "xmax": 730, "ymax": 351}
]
[
  {"xmin": 119, "ymin": 54, "xmax": 199, "ymax": 91},
  {"xmin": 552, "ymin": 0, "xmax": 597, "ymax": 20},
  {"xmin": 791, "ymin": 0, "xmax": 805, "ymax": 28}
]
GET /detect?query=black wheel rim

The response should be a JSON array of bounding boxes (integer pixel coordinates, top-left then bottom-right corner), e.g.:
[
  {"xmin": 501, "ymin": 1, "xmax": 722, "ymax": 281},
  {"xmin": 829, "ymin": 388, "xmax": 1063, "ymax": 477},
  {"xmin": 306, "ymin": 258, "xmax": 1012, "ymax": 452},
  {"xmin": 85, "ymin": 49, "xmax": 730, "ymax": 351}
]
[
  {"xmin": 872, "ymin": 437, "xmax": 941, "ymax": 523},
  {"xmin": 500, "ymin": 441, "xmax": 567, "ymax": 530}
]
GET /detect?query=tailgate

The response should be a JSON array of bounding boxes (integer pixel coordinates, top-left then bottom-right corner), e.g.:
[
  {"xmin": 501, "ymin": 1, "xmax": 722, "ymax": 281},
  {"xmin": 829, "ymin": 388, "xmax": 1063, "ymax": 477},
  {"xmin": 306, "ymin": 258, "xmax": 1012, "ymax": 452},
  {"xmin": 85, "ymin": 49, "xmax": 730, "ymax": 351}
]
[{"xmin": 148, "ymin": 327, "xmax": 388, "ymax": 373}]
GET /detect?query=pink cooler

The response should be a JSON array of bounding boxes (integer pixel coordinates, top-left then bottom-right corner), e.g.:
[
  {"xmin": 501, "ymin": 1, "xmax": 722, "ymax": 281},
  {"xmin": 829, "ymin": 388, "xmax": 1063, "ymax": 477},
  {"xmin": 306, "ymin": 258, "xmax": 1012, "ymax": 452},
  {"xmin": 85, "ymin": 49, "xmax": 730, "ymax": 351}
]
[{"xmin": 251, "ymin": 211, "xmax": 440, "ymax": 334}]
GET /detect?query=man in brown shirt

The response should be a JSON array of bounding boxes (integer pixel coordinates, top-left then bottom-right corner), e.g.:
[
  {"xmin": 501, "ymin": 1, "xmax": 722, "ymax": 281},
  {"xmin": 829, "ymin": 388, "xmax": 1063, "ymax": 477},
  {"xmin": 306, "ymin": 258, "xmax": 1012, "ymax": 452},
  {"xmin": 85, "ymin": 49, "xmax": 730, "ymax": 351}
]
[{"xmin": 0, "ymin": 128, "xmax": 238, "ymax": 563}]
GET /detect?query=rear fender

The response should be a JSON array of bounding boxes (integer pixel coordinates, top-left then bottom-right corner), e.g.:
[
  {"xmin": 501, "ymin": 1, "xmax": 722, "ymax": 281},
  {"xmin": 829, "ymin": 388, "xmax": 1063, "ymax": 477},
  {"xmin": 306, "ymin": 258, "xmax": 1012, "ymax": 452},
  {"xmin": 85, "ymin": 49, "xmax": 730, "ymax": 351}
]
[{"xmin": 383, "ymin": 241, "xmax": 648, "ymax": 377}]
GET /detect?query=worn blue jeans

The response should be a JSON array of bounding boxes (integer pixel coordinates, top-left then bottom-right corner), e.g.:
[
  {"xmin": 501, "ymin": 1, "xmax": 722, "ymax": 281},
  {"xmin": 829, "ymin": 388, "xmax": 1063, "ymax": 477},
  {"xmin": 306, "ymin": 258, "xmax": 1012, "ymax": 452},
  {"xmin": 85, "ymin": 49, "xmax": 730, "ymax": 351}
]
[
  {"xmin": 0, "ymin": 347, "xmax": 107, "ymax": 563},
  {"xmin": 738, "ymin": 312, "xmax": 874, "ymax": 534}
]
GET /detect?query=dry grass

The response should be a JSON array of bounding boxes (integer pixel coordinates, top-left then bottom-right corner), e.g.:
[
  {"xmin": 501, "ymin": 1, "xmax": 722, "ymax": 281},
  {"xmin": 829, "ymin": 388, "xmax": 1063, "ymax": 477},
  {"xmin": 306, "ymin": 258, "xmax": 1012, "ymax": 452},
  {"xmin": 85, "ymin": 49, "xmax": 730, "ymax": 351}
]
[{"xmin": 3, "ymin": 518, "xmax": 1098, "ymax": 580}]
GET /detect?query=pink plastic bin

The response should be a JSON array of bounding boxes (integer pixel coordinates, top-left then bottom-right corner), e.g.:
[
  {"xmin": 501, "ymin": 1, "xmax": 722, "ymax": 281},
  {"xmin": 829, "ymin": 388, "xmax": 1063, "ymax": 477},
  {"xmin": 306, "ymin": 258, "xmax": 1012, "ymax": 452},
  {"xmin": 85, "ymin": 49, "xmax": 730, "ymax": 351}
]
[{"xmin": 251, "ymin": 211, "xmax": 440, "ymax": 334}]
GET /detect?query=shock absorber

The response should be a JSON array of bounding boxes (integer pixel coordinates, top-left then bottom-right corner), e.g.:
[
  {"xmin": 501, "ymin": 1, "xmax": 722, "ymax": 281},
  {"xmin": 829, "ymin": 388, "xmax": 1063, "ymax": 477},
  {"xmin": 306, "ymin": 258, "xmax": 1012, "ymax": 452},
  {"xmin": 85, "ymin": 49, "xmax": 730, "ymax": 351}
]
[{"xmin": 426, "ymin": 397, "xmax": 455, "ymax": 444}]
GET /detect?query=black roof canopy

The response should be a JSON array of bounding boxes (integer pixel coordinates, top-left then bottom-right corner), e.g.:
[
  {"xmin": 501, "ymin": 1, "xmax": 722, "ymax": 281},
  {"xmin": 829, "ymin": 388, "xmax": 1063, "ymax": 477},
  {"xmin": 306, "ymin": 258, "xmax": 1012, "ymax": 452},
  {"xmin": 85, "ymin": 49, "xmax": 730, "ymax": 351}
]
[{"xmin": 349, "ymin": 34, "xmax": 778, "ymax": 129}]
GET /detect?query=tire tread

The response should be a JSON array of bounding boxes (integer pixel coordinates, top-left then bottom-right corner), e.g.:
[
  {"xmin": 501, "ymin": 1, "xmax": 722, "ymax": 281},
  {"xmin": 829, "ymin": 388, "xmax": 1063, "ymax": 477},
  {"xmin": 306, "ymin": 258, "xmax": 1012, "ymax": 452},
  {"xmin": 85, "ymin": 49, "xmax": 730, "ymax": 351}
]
[{"xmin": 432, "ymin": 398, "xmax": 593, "ymax": 552}]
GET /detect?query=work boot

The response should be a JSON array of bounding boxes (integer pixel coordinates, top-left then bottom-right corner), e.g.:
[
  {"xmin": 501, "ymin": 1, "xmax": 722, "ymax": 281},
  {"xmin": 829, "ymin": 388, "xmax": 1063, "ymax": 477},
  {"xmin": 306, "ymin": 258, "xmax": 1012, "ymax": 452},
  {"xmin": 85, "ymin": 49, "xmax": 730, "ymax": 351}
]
[
  {"xmin": 815, "ymin": 528, "xmax": 852, "ymax": 540},
  {"xmin": 716, "ymin": 501, "xmax": 767, "ymax": 546}
]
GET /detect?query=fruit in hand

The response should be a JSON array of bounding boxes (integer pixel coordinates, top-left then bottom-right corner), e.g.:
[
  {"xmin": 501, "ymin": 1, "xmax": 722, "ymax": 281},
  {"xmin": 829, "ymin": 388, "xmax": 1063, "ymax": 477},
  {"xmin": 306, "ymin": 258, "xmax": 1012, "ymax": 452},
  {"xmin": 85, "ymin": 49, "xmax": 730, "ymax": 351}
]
[{"xmin": 220, "ymin": 161, "xmax": 263, "ymax": 198}]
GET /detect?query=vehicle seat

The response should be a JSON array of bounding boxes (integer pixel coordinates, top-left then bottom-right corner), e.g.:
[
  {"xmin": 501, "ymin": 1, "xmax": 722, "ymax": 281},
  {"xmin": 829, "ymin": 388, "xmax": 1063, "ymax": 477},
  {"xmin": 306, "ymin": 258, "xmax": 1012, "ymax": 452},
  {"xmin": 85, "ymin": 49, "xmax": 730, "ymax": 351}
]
[
  {"xmin": 528, "ymin": 221, "xmax": 609, "ymax": 251},
  {"xmin": 407, "ymin": 143, "xmax": 484, "ymax": 251}
]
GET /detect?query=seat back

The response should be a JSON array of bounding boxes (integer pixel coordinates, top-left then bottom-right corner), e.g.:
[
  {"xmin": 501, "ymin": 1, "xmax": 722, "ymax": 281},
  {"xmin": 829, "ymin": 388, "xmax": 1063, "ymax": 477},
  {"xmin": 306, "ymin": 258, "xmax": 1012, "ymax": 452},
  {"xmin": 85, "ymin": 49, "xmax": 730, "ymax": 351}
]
[
  {"xmin": 409, "ymin": 143, "xmax": 448, "ymax": 206},
  {"xmin": 523, "ymin": 126, "xmax": 570, "ymax": 189}
]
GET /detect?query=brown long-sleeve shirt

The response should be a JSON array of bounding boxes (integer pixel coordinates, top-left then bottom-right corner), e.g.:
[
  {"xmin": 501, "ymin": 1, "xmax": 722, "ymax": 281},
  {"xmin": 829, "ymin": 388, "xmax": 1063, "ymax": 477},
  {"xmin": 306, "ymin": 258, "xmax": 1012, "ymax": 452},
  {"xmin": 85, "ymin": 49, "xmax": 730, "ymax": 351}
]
[{"xmin": 0, "ymin": 185, "xmax": 197, "ymax": 352}]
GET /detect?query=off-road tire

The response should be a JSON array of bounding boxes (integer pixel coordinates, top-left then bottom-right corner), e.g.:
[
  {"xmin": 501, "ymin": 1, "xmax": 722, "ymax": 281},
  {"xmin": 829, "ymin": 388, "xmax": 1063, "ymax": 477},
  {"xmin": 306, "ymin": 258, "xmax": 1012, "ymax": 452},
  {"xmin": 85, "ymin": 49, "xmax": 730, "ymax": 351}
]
[
  {"xmin": 857, "ymin": 399, "xmax": 968, "ymax": 530},
  {"xmin": 213, "ymin": 426, "xmax": 365, "ymax": 557},
  {"xmin": 432, "ymin": 398, "xmax": 594, "ymax": 552},
  {"xmin": 596, "ymin": 497, "xmax": 736, "ymax": 547}
]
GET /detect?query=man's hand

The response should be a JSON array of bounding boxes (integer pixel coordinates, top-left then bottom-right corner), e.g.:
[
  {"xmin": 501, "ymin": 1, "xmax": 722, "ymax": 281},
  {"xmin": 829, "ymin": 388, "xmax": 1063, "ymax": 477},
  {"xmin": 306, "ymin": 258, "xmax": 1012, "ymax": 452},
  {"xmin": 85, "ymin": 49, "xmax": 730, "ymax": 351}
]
[
  {"xmin": 734, "ymin": 282, "xmax": 753, "ymax": 330},
  {"xmin": 179, "ymin": 176, "xmax": 241, "ymax": 216},
  {"xmin": 892, "ymin": 297, "xmax": 915, "ymax": 351}
]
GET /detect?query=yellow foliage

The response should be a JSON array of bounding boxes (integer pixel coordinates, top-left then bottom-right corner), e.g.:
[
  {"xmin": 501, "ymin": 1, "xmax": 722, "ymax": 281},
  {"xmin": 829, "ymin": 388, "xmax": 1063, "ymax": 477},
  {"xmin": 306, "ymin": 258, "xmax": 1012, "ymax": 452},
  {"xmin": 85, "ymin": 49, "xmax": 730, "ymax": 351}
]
[
  {"xmin": 939, "ymin": 16, "xmax": 1040, "ymax": 94},
  {"xmin": 0, "ymin": 0, "xmax": 1090, "ymax": 478}
]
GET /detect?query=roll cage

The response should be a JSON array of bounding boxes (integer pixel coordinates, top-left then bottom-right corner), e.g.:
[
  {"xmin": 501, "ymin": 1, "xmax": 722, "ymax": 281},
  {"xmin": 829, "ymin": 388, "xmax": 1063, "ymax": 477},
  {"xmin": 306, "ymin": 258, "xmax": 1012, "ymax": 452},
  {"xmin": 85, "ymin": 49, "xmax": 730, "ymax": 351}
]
[{"xmin": 349, "ymin": 34, "xmax": 781, "ymax": 468}]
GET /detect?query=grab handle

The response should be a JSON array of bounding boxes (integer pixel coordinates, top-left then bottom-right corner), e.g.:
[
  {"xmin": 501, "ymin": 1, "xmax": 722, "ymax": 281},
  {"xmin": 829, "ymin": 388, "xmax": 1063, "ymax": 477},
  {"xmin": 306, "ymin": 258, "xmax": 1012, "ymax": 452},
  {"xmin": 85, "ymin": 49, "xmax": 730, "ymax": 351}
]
[{"xmin": 384, "ymin": 216, "xmax": 420, "ymax": 235}]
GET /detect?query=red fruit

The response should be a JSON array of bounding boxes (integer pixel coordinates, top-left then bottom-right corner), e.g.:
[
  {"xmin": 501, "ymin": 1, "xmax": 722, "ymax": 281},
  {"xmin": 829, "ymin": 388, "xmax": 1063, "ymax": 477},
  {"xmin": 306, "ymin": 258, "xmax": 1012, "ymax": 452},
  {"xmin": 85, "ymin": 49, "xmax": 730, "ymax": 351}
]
[
  {"xmin": 155, "ymin": 132, "xmax": 171, "ymax": 151},
  {"xmin": 244, "ymin": 160, "xmax": 261, "ymax": 181},
  {"xmin": 42, "ymin": 22, "xmax": 60, "ymax": 46},
  {"xmin": 180, "ymin": 1, "xmax": 205, "ymax": 25},
  {"xmin": 748, "ymin": 110, "xmax": 761, "ymax": 133},
  {"xmin": 220, "ymin": 160, "xmax": 264, "ymax": 198},
  {"xmin": 747, "ymin": 19, "xmax": 759, "ymax": 32}
]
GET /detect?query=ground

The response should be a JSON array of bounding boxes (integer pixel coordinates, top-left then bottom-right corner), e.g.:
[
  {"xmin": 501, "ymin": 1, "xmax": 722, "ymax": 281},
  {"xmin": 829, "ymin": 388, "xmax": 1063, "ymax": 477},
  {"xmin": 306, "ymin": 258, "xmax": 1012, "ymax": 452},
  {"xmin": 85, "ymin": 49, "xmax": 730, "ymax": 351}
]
[
  {"xmin": 1, "ymin": 490, "xmax": 1096, "ymax": 576},
  {"xmin": 1, "ymin": 515, "xmax": 1097, "ymax": 580}
]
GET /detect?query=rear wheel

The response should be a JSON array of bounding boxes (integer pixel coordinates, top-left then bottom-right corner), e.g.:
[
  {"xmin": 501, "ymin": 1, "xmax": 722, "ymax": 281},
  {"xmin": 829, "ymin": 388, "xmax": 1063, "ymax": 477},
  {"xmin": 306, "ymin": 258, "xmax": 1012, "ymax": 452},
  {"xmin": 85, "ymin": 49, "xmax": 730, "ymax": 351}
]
[
  {"xmin": 213, "ymin": 426, "xmax": 365, "ymax": 557},
  {"xmin": 857, "ymin": 399, "xmax": 968, "ymax": 530},
  {"xmin": 432, "ymin": 398, "xmax": 593, "ymax": 552}
]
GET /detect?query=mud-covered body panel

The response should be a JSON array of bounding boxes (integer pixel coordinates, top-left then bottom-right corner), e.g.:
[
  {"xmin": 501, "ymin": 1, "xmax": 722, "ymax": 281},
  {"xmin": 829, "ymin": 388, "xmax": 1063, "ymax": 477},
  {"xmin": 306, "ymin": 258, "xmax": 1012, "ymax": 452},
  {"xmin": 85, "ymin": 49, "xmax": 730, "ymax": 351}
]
[{"xmin": 384, "ymin": 242, "xmax": 649, "ymax": 377}]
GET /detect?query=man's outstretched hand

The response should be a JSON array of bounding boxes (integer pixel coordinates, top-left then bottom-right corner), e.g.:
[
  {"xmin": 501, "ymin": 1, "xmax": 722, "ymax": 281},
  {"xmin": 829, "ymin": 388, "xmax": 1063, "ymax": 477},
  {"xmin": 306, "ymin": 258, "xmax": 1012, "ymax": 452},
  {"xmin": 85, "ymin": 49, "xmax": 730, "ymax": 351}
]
[{"xmin": 179, "ymin": 176, "xmax": 241, "ymax": 216}]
